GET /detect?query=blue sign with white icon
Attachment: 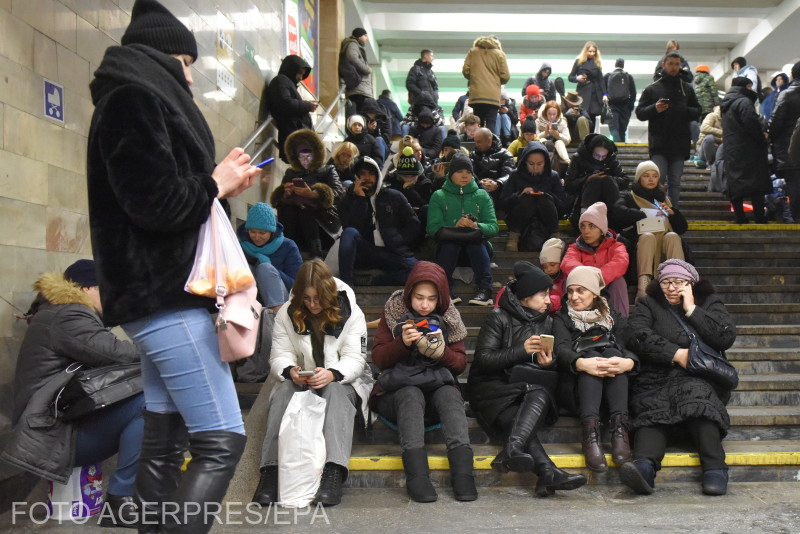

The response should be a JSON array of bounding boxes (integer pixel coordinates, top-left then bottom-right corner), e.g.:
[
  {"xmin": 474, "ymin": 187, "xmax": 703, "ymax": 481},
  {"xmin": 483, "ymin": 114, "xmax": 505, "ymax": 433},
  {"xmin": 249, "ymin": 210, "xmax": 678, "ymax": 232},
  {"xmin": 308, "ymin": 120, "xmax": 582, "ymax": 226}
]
[{"xmin": 44, "ymin": 79, "xmax": 64, "ymax": 123}]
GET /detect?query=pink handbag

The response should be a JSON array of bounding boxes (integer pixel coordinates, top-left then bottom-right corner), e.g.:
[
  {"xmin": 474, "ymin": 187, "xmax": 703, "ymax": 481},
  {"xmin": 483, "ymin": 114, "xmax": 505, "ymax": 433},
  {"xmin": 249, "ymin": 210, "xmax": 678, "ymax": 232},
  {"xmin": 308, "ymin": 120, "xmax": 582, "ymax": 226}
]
[{"xmin": 209, "ymin": 201, "xmax": 263, "ymax": 362}]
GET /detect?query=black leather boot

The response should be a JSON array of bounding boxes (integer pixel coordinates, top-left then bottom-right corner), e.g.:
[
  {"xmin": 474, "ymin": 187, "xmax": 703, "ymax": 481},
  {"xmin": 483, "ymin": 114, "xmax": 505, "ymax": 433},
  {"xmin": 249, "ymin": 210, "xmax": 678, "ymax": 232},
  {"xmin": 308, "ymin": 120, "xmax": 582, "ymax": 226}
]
[
  {"xmin": 528, "ymin": 438, "xmax": 587, "ymax": 498},
  {"xmin": 496, "ymin": 389, "xmax": 549, "ymax": 473},
  {"xmin": 402, "ymin": 448, "xmax": 437, "ymax": 503},
  {"xmin": 581, "ymin": 418, "xmax": 608, "ymax": 472},
  {"xmin": 314, "ymin": 463, "xmax": 346, "ymax": 506},
  {"xmin": 97, "ymin": 494, "xmax": 139, "ymax": 529},
  {"xmin": 447, "ymin": 445, "xmax": 478, "ymax": 501},
  {"xmin": 251, "ymin": 465, "xmax": 278, "ymax": 506},
  {"xmin": 309, "ymin": 238, "xmax": 324, "ymax": 260},
  {"xmin": 161, "ymin": 430, "xmax": 246, "ymax": 534},
  {"xmin": 609, "ymin": 413, "xmax": 632, "ymax": 465},
  {"xmin": 135, "ymin": 411, "xmax": 189, "ymax": 534}
]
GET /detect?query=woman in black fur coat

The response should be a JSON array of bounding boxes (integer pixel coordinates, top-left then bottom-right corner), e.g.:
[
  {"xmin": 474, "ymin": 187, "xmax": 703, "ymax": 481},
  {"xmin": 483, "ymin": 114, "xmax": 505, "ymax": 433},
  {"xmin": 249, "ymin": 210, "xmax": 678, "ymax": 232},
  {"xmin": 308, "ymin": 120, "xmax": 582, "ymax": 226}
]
[{"xmin": 621, "ymin": 259, "xmax": 736, "ymax": 497}]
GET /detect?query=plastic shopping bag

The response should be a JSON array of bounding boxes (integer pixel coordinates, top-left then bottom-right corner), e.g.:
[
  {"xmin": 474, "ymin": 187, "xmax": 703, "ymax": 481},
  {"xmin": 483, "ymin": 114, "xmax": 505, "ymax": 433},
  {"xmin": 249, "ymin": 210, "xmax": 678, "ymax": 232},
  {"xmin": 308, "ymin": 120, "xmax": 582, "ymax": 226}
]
[
  {"xmin": 278, "ymin": 390, "xmax": 327, "ymax": 508},
  {"xmin": 185, "ymin": 198, "xmax": 254, "ymax": 298},
  {"xmin": 48, "ymin": 463, "xmax": 103, "ymax": 520}
]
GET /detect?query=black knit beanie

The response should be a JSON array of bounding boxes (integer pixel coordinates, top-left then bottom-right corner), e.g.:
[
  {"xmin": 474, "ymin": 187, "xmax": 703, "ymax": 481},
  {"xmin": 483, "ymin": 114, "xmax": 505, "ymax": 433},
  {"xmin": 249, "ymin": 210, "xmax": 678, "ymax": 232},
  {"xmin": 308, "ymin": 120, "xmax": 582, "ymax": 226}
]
[
  {"xmin": 352, "ymin": 27, "xmax": 367, "ymax": 38},
  {"xmin": 122, "ymin": 0, "xmax": 198, "ymax": 61},
  {"xmin": 64, "ymin": 259, "xmax": 99, "ymax": 288},
  {"xmin": 442, "ymin": 129, "xmax": 461, "ymax": 150},
  {"xmin": 514, "ymin": 266, "xmax": 553, "ymax": 300},
  {"xmin": 521, "ymin": 116, "xmax": 537, "ymax": 134},
  {"xmin": 448, "ymin": 152, "xmax": 473, "ymax": 176}
]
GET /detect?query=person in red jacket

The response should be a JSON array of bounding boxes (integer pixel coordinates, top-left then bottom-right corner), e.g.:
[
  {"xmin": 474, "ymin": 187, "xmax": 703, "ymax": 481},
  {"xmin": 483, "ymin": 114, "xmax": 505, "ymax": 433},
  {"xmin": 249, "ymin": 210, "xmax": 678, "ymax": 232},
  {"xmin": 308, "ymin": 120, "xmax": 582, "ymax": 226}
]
[
  {"xmin": 370, "ymin": 261, "xmax": 476, "ymax": 503},
  {"xmin": 561, "ymin": 202, "xmax": 630, "ymax": 316},
  {"xmin": 539, "ymin": 238, "xmax": 566, "ymax": 314}
]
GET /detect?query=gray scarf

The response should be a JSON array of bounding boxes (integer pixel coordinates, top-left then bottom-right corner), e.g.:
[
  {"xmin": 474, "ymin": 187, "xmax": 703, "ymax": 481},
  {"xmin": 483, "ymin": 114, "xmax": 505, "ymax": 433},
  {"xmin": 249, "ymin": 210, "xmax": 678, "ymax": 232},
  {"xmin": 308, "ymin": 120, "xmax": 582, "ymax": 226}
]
[{"xmin": 567, "ymin": 298, "xmax": 613, "ymax": 332}]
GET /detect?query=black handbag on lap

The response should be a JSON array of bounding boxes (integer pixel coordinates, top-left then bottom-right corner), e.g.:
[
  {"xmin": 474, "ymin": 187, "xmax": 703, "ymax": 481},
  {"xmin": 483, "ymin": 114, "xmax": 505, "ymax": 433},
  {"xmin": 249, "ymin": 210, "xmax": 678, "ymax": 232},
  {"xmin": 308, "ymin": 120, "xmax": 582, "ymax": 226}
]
[
  {"xmin": 435, "ymin": 226, "xmax": 483, "ymax": 245},
  {"xmin": 572, "ymin": 329, "xmax": 615, "ymax": 353},
  {"xmin": 668, "ymin": 309, "xmax": 738, "ymax": 390},
  {"xmin": 54, "ymin": 362, "xmax": 143, "ymax": 422}
]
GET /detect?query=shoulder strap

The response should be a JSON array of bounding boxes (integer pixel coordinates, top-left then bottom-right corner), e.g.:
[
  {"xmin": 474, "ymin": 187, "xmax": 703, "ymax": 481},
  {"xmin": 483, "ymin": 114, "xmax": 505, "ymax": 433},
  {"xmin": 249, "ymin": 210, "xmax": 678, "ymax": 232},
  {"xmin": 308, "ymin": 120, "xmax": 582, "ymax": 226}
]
[{"xmin": 667, "ymin": 307, "xmax": 693, "ymax": 338}]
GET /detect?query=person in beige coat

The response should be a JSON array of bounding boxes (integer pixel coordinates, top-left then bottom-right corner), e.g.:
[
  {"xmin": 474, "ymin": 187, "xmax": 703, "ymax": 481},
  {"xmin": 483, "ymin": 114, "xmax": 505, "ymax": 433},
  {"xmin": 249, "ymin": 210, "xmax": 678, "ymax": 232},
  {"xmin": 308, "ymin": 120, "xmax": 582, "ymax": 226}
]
[
  {"xmin": 695, "ymin": 106, "xmax": 722, "ymax": 169},
  {"xmin": 462, "ymin": 35, "xmax": 510, "ymax": 135}
]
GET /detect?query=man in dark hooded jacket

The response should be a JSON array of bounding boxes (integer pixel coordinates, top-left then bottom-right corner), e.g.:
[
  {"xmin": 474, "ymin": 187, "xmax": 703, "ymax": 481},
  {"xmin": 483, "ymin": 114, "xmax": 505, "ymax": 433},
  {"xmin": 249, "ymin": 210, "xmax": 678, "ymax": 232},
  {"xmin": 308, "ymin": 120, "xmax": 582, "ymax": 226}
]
[
  {"xmin": 768, "ymin": 62, "xmax": 800, "ymax": 222},
  {"xmin": 267, "ymin": 55, "xmax": 318, "ymax": 161},
  {"xmin": 636, "ymin": 51, "xmax": 700, "ymax": 207},
  {"xmin": 722, "ymin": 77, "xmax": 770, "ymax": 223},
  {"xmin": 379, "ymin": 89, "xmax": 404, "ymax": 139},
  {"xmin": 406, "ymin": 49, "xmax": 439, "ymax": 108},
  {"xmin": 521, "ymin": 62, "xmax": 558, "ymax": 103},
  {"xmin": 359, "ymin": 97, "xmax": 393, "ymax": 160},
  {"xmin": 409, "ymin": 108, "xmax": 444, "ymax": 161}
]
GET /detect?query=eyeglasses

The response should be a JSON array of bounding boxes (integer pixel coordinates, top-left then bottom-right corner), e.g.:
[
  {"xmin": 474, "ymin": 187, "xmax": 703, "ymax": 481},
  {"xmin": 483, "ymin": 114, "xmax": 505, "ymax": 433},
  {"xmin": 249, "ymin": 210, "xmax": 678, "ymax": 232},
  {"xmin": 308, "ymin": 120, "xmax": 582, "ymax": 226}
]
[
  {"xmin": 303, "ymin": 295, "xmax": 321, "ymax": 305},
  {"xmin": 659, "ymin": 279, "xmax": 690, "ymax": 289}
]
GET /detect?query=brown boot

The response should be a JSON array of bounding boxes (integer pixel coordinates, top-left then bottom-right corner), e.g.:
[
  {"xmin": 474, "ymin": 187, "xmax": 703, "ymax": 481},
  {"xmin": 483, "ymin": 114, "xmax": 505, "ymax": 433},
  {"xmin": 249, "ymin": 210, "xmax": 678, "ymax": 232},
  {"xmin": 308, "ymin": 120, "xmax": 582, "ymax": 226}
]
[
  {"xmin": 636, "ymin": 274, "xmax": 651, "ymax": 300},
  {"xmin": 505, "ymin": 232, "xmax": 520, "ymax": 252},
  {"xmin": 609, "ymin": 413, "xmax": 632, "ymax": 464},
  {"xmin": 581, "ymin": 418, "xmax": 607, "ymax": 472}
]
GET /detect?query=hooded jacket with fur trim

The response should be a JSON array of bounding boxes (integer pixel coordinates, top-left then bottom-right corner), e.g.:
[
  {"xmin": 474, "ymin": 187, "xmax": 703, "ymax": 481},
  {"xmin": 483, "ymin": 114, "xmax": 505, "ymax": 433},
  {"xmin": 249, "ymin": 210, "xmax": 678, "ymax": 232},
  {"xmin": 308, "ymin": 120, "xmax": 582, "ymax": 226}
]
[
  {"xmin": 462, "ymin": 36, "xmax": 510, "ymax": 107},
  {"xmin": 3, "ymin": 273, "xmax": 141, "ymax": 483}
]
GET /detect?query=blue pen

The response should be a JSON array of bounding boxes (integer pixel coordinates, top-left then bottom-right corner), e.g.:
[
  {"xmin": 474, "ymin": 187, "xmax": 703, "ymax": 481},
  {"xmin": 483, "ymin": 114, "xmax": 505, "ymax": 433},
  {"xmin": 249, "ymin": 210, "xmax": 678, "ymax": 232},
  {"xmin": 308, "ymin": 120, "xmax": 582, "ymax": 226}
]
[{"xmin": 255, "ymin": 157, "xmax": 275, "ymax": 168}]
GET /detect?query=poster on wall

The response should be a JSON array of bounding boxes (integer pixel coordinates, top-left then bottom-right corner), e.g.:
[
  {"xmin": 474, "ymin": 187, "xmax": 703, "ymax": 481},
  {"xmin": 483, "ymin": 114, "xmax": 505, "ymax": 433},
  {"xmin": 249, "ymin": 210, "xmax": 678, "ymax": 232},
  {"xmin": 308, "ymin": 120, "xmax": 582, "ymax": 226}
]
[{"xmin": 284, "ymin": 0, "xmax": 319, "ymax": 97}]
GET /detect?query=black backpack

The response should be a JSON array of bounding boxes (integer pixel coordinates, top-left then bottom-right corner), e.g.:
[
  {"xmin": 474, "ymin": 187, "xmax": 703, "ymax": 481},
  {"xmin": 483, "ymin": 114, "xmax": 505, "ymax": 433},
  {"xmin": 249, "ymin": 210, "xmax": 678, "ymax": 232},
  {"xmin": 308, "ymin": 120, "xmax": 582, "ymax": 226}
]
[{"xmin": 607, "ymin": 71, "xmax": 630, "ymax": 103}]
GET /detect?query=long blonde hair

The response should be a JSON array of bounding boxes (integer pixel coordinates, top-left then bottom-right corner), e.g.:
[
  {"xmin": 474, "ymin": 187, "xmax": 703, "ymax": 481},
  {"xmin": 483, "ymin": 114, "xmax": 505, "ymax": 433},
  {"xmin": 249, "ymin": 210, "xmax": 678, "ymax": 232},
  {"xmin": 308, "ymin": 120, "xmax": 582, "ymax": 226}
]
[
  {"xmin": 577, "ymin": 41, "xmax": 602, "ymax": 70},
  {"xmin": 332, "ymin": 142, "xmax": 359, "ymax": 167},
  {"xmin": 290, "ymin": 260, "xmax": 341, "ymax": 334}
]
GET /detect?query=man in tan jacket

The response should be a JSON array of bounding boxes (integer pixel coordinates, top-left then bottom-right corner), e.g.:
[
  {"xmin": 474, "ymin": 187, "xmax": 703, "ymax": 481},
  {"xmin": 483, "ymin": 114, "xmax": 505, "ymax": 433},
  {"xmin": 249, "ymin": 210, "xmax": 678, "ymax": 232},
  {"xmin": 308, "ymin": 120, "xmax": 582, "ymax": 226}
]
[{"xmin": 462, "ymin": 35, "xmax": 510, "ymax": 135}]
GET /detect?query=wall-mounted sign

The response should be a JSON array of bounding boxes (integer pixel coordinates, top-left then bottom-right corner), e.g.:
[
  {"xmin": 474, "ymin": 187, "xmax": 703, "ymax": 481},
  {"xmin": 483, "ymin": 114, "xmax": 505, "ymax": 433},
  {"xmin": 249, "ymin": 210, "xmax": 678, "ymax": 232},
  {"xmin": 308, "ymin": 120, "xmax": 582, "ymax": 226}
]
[{"xmin": 44, "ymin": 79, "xmax": 64, "ymax": 124}]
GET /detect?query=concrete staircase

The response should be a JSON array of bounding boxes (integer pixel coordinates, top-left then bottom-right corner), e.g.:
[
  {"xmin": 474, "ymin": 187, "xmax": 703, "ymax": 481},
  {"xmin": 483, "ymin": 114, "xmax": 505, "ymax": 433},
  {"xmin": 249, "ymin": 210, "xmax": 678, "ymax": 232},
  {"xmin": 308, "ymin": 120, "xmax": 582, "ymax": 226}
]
[{"xmin": 230, "ymin": 143, "xmax": 800, "ymax": 499}]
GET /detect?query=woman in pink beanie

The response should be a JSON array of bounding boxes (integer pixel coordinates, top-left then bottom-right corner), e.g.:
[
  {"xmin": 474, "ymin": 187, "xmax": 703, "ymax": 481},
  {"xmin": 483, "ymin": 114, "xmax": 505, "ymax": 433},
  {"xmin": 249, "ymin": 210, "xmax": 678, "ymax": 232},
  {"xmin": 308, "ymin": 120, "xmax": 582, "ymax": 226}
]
[{"xmin": 561, "ymin": 202, "xmax": 630, "ymax": 316}]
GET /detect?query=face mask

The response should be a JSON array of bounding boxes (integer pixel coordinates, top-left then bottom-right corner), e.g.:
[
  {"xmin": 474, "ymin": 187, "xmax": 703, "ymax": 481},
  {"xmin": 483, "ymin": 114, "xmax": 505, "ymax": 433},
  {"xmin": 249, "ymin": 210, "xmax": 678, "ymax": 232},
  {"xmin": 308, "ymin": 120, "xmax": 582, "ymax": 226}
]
[{"xmin": 298, "ymin": 151, "xmax": 313, "ymax": 169}]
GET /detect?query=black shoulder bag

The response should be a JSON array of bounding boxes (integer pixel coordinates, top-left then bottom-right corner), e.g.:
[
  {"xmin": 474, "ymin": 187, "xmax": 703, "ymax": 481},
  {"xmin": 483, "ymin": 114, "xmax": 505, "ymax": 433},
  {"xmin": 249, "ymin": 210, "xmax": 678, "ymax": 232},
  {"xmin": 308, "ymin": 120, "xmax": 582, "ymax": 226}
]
[
  {"xmin": 668, "ymin": 308, "xmax": 738, "ymax": 391},
  {"xmin": 54, "ymin": 362, "xmax": 143, "ymax": 422}
]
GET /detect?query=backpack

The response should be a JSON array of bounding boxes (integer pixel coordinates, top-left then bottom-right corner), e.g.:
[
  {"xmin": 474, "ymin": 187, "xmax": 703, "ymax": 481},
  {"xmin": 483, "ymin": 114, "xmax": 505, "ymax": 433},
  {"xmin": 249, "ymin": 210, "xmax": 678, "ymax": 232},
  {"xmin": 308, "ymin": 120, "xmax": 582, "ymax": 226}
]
[
  {"xmin": 607, "ymin": 71, "xmax": 630, "ymax": 102},
  {"xmin": 338, "ymin": 42, "xmax": 362, "ymax": 91}
]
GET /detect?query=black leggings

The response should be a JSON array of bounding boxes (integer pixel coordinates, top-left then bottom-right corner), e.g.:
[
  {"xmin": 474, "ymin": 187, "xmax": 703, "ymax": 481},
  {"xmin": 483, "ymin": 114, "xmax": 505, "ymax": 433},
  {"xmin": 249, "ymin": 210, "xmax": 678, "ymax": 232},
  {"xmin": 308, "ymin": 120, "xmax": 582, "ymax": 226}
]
[
  {"xmin": 278, "ymin": 205, "xmax": 320, "ymax": 252},
  {"xmin": 576, "ymin": 348, "xmax": 629, "ymax": 421},
  {"xmin": 581, "ymin": 175, "xmax": 620, "ymax": 209},
  {"xmin": 633, "ymin": 418, "xmax": 727, "ymax": 471},
  {"xmin": 505, "ymin": 194, "xmax": 560, "ymax": 235}
]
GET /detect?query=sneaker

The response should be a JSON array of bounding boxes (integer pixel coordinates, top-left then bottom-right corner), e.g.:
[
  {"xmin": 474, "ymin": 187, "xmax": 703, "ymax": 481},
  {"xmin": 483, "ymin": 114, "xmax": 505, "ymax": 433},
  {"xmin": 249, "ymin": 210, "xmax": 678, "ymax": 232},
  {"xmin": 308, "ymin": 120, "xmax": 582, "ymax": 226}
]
[
  {"xmin": 451, "ymin": 295, "xmax": 462, "ymax": 305},
  {"xmin": 468, "ymin": 288, "xmax": 493, "ymax": 306},
  {"xmin": 694, "ymin": 158, "xmax": 707, "ymax": 169}
]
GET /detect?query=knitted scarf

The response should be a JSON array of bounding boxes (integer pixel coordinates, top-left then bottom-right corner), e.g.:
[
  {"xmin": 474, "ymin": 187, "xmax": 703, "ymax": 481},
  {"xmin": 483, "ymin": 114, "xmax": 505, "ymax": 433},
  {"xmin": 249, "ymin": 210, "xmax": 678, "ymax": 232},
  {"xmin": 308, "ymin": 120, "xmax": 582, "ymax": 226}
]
[
  {"xmin": 567, "ymin": 298, "xmax": 614, "ymax": 333},
  {"xmin": 383, "ymin": 290, "xmax": 467, "ymax": 343},
  {"xmin": 240, "ymin": 235, "xmax": 285, "ymax": 264},
  {"xmin": 631, "ymin": 182, "xmax": 667, "ymax": 204}
]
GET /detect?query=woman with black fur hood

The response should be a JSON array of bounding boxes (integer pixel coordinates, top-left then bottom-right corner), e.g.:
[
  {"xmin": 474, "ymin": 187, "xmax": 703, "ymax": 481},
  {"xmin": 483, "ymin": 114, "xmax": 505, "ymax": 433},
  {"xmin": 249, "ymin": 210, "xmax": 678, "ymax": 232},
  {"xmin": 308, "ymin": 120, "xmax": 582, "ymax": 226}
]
[
  {"xmin": 564, "ymin": 133, "xmax": 629, "ymax": 228},
  {"xmin": 621, "ymin": 260, "xmax": 736, "ymax": 497},
  {"xmin": 468, "ymin": 266, "xmax": 587, "ymax": 498},
  {"xmin": 271, "ymin": 129, "xmax": 343, "ymax": 258},
  {"xmin": 501, "ymin": 141, "xmax": 567, "ymax": 252}
]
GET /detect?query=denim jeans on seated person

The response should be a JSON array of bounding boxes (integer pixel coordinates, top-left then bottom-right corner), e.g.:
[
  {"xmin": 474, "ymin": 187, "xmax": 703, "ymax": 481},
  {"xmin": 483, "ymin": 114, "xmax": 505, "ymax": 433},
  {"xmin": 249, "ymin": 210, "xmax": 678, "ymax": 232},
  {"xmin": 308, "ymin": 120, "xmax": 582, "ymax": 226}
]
[
  {"xmin": 74, "ymin": 393, "xmax": 145, "ymax": 496},
  {"xmin": 122, "ymin": 308, "xmax": 245, "ymax": 435},
  {"xmin": 497, "ymin": 113, "xmax": 511, "ymax": 137},
  {"xmin": 338, "ymin": 227, "xmax": 417, "ymax": 286},
  {"xmin": 436, "ymin": 241, "xmax": 492, "ymax": 290},
  {"xmin": 253, "ymin": 262, "xmax": 290, "ymax": 308}
]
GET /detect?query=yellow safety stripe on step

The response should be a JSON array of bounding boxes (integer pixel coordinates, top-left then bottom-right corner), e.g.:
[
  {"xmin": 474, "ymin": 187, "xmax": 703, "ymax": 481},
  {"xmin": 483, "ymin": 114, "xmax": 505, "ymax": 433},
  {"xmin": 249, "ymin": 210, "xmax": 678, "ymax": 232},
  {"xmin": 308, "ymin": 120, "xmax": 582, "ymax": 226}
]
[
  {"xmin": 348, "ymin": 451, "xmax": 800, "ymax": 470},
  {"xmin": 688, "ymin": 222, "xmax": 800, "ymax": 231}
]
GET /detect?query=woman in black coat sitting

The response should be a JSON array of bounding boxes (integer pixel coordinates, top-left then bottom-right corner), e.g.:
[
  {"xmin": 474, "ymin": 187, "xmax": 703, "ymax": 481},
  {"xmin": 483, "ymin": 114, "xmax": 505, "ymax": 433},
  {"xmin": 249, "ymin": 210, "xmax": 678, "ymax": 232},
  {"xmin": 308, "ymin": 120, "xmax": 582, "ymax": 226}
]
[
  {"xmin": 553, "ymin": 266, "xmax": 637, "ymax": 473},
  {"xmin": 621, "ymin": 259, "xmax": 737, "ymax": 496},
  {"xmin": 564, "ymin": 133, "xmax": 629, "ymax": 229},
  {"xmin": 467, "ymin": 266, "xmax": 586, "ymax": 497}
]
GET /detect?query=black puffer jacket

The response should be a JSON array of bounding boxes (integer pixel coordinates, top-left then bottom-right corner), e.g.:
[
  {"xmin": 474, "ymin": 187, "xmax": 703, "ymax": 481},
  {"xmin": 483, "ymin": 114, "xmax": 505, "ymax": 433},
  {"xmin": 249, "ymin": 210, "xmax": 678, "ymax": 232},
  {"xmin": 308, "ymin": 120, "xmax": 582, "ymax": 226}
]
[
  {"xmin": 406, "ymin": 58, "xmax": 439, "ymax": 106},
  {"xmin": 267, "ymin": 55, "xmax": 314, "ymax": 159},
  {"xmin": 625, "ymin": 280, "xmax": 736, "ymax": 433},
  {"xmin": 359, "ymin": 97, "xmax": 393, "ymax": 146},
  {"xmin": 470, "ymin": 135, "xmax": 515, "ymax": 185},
  {"xmin": 467, "ymin": 281, "xmax": 558, "ymax": 433},
  {"xmin": 345, "ymin": 131, "xmax": 384, "ymax": 166},
  {"xmin": 3, "ymin": 273, "xmax": 140, "ymax": 483},
  {"xmin": 553, "ymin": 307, "xmax": 638, "ymax": 415},
  {"xmin": 87, "ymin": 44, "xmax": 219, "ymax": 326},
  {"xmin": 501, "ymin": 141, "xmax": 568, "ymax": 216},
  {"xmin": 636, "ymin": 73, "xmax": 701, "ymax": 159},
  {"xmin": 769, "ymin": 80, "xmax": 800, "ymax": 172},
  {"xmin": 409, "ymin": 108, "xmax": 444, "ymax": 161},
  {"xmin": 521, "ymin": 62, "xmax": 557, "ymax": 102},
  {"xmin": 564, "ymin": 134, "xmax": 629, "ymax": 223},
  {"xmin": 721, "ymin": 86, "xmax": 771, "ymax": 199}
]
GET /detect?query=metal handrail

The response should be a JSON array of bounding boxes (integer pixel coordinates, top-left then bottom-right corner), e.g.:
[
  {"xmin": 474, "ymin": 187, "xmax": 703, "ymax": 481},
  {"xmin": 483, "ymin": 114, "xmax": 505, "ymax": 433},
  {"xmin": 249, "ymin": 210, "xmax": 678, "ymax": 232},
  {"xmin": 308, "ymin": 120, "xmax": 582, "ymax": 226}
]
[
  {"xmin": 251, "ymin": 137, "xmax": 277, "ymax": 162},
  {"xmin": 242, "ymin": 117, "xmax": 274, "ymax": 153},
  {"xmin": 315, "ymin": 85, "xmax": 348, "ymax": 137}
]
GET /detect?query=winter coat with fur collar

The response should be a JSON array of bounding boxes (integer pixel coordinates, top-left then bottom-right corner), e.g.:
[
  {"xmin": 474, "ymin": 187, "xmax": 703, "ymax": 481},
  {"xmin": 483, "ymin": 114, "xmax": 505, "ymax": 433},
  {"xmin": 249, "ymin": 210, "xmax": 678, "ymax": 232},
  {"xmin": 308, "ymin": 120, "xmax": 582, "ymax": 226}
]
[
  {"xmin": 625, "ymin": 279, "xmax": 736, "ymax": 433},
  {"xmin": 87, "ymin": 44, "xmax": 220, "ymax": 326},
  {"xmin": 2, "ymin": 273, "xmax": 140, "ymax": 483}
]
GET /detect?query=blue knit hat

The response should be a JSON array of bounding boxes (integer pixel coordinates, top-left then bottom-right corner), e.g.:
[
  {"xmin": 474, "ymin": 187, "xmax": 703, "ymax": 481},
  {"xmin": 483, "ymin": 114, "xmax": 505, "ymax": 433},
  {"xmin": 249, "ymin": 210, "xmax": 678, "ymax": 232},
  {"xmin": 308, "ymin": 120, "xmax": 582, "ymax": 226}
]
[{"xmin": 245, "ymin": 203, "xmax": 277, "ymax": 232}]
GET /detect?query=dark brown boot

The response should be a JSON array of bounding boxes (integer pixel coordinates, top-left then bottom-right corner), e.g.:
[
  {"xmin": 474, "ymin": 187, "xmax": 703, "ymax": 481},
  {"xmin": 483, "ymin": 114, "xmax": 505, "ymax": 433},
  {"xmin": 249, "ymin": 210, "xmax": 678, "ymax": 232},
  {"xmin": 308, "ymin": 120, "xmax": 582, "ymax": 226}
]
[
  {"xmin": 581, "ymin": 418, "xmax": 607, "ymax": 472},
  {"xmin": 609, "ymin": 413, "xmax": 632, "ymax": 464}
]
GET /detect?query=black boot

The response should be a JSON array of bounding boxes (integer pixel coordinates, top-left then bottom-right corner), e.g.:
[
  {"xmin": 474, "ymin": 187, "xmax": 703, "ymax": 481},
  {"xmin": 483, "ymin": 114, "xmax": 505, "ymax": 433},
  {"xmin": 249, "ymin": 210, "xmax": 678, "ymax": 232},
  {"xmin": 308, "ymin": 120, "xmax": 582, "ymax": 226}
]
[
  {"xmin": 251, "ymin": 465, "xmax": 278, "ymax": 506},
  {"xmin": 402, "ymin": 448, "xmax": 437, "ymax": 503},
  {"xmin": 314, "ymin": 463, "xmax": 346, "ymax": 506},
  {"xmin": 447, "ymin": 445, "xmax": 478, "ymax": 502},
  {"xmin": 97, "ymin": 494, "xmax": 139, "ymax": 529},
  {"xmin": 495, "ymin": 389, "xmax": 549, "ymax": 473},
  {"xmin": 135, "ymin": 411, "xmax": 189, "ymax": 534},
  {"xmin": 309, "ymin": 238, "xmax": 324, "ymax": 260},
  {"xmin": 161, "ymin": 431, "xmax": 246, "ymax": 534},
  {"xmin": 528, "ymin": 438, "xmax": 587, "ymax": 498}
]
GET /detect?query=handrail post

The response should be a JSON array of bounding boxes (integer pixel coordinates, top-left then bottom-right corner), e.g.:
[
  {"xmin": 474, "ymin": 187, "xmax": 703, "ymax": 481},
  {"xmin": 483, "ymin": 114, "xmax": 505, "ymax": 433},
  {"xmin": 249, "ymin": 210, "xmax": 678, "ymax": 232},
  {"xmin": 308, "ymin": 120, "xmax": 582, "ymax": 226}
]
[{"xmin": 242, "ymin": 117, "xmax": 273, "ymax": 152}]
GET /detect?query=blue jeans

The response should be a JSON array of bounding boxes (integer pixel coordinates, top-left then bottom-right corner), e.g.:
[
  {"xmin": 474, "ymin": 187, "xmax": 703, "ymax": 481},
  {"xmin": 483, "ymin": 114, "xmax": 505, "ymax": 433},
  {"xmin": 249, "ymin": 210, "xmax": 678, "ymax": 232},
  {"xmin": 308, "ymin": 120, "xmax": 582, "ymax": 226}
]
[
  {"xmin": 253, "ymin": 262, "xmax": 290, "ymax": 307},
  {"xmin": 375, "ymin": 136, "xmax": 390, "ymax": 161},
  {"xmin": 651, "ymin": 153, "xmax": 685, "ymax": 207},
  {"xmin": 497, "ymin": 113, "xmax": 511, "ymax": 137},
  {"xmin": 75, "ymin": 393, "xmax": 145, "ymax": 496},
  {"xmin": 436, "ymin": 241, "xmax": 492, "ymax": 290},
  {"xmin": 122, "ymin": 308, "xmax": 245, "ymax": 435},
  {"xmin": 338, "ymin": 227, "xmax": 417, "ymax": 286}
]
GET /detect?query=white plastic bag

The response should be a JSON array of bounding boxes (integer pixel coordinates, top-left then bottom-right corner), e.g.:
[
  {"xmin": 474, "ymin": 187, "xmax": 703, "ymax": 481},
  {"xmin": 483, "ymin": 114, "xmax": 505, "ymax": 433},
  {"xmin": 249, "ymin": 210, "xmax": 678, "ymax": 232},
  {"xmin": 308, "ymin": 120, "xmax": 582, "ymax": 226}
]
[
  {"xmin": 185, "ymin": 198, "xmax": 254, "ymax": 298},
  {"xmin": 48, "ymin": 463, "xmax": 103, "ymax": 520},
  {"xmin": 278, "ymin": 390, "xmax": 327, "ymax": 508}
]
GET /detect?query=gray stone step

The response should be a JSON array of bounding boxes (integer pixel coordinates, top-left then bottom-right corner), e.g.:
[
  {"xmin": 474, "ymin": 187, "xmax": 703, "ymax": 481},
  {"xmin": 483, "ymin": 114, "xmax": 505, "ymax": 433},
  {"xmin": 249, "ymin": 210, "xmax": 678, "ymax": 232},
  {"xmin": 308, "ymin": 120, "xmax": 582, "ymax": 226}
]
[{"xmin": 683, "ymin": 235, "xmax": 800, "ymax": 251}]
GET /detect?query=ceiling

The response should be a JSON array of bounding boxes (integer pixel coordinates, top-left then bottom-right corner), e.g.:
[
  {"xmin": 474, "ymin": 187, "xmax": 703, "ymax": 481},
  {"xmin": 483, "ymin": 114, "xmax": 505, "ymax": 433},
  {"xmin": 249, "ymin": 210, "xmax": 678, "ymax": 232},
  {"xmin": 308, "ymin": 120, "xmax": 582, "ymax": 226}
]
[{"xmin": 345, "ymin": 0, "xmax": 800, "ymax": 116}]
